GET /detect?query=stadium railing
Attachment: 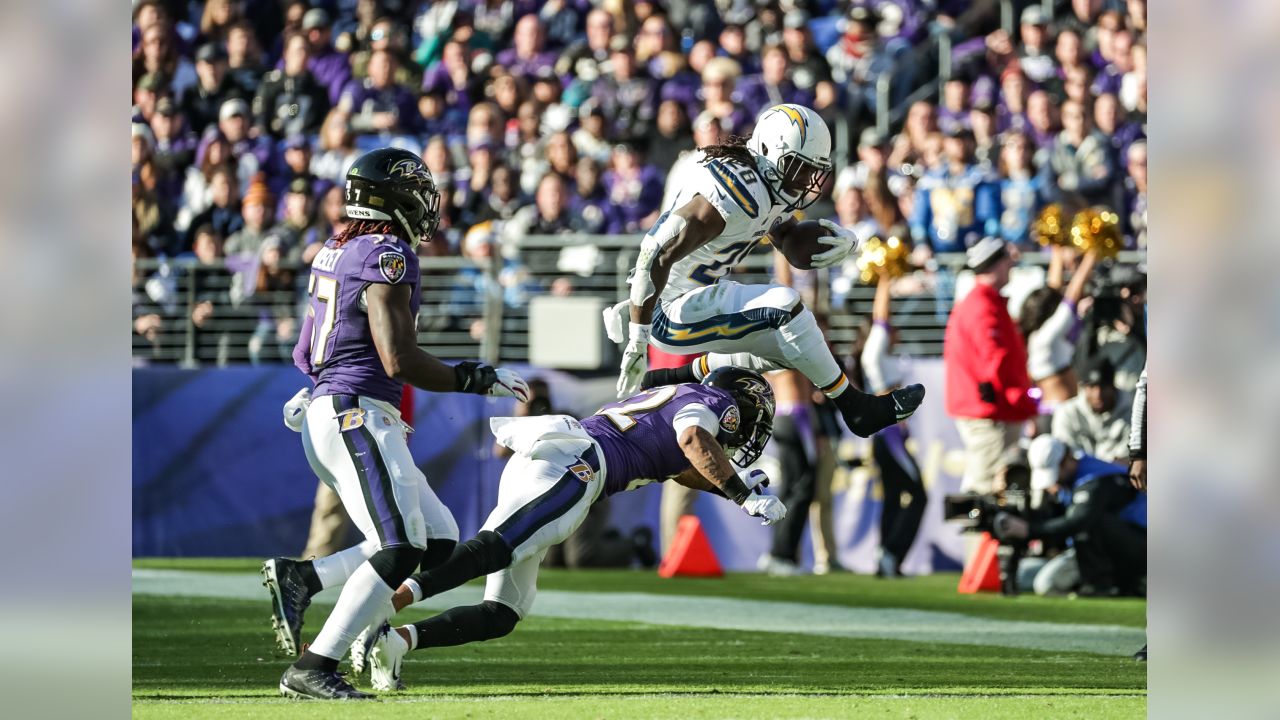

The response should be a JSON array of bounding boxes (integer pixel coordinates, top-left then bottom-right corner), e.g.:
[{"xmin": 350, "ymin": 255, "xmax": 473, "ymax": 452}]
[{"xmin": 132, "ymin": 236, "xmax": 1144, "ymax": 368}]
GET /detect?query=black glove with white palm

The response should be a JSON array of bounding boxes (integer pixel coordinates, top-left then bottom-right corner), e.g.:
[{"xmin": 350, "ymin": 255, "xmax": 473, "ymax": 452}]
[
  {"xmin": 809, "ymin": 219, "xmax": 863, "ymax": 269},
  {"xmin": 454, "ymin": 361, "xmax": 531, "ymax": 402}
]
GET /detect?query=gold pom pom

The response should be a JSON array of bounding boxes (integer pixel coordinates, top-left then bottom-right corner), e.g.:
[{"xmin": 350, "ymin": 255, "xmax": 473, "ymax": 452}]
[
  {"xmin": 856, "ymin": 235, "xmax": 912, "ymax": 284},
  {"xmin": 1069, "ymin": 207, "xmax": 1123, "ymax": 258}
]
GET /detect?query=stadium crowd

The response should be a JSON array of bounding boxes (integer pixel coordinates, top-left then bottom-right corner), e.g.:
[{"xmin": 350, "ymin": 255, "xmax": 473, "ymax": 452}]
[{"xmin": 132, "ymin": 0, "xmax": 1148, "ymax": 362}]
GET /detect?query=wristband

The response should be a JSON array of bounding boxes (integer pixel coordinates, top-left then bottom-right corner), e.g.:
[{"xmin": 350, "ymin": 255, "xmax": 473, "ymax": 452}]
[
  {"xmin": 628, "ymin": 322, "xmax": 652, "ymax": 344},
  {"xmin": 453, "ymin": 361, "xmax": 497, "ymax": 394}
]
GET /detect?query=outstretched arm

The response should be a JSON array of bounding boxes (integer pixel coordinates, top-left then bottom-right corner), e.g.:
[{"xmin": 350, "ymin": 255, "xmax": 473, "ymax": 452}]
[
  {"xmin": 1062, "ymin": 248, "xmax": 1098, "ymax": 305},
  {"xmin": 677, "ymin": 426, "xmax": 786, "ymax": 524}
]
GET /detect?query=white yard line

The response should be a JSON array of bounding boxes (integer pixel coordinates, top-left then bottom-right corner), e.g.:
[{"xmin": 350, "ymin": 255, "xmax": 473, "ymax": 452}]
[{"xmin": 133, "ymin": 569, "xmax": 1143, "ymax": 656}]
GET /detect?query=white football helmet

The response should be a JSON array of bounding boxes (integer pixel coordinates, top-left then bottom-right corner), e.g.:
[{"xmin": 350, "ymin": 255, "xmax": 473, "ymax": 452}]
[{"xmin": 748, "ymin": 104, "xmax": 833, "ymax": 211}]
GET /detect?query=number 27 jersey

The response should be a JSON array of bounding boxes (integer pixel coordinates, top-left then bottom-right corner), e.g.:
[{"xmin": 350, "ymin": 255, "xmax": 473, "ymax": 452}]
[
  {"xmin": 301, "ymin": 233, "xmax": 420, "ymax": 405},
  {"xmin": 656, "ymin": 155, "xmax": 792, "ymax": 304}
]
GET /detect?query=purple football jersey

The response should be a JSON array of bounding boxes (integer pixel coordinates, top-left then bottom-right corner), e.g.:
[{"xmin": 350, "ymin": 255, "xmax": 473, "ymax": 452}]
[
  {"xmin": 298, "ymin": 233, "xmax": 420, "ymax": 404},
  {"xmin": 581, "ymin": 384, "xmax": 741, "ymax": 496}
]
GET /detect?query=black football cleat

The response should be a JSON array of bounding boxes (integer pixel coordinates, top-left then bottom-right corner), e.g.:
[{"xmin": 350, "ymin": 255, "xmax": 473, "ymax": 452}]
[
  {"xmin": 835, "ymin": 384, "xmax": 926, "ymax": 437},
  {"xmin": 890, "ymin": 383, "xmax": 926, "ymax": 422},
  {"xmin": 1133, "ymin": 644, "xmax": 1147, "ymax": 662},
  {"xmin": 262, "ymin": 558, "xmax": 313, "ymax": 656},
  {"xmin": 279, "ymin": 666, "xmax": 375, "ymax": 700}
]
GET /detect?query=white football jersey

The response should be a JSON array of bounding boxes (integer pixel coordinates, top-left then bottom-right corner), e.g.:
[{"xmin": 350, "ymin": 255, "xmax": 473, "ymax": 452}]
[{"xmin": 654, "ymin": 154, "xmax": 793, "ymax": 304}]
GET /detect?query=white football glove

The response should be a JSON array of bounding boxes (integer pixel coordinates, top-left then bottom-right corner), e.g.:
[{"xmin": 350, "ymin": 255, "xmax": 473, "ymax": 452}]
[
  {"xmin": 740, "ymin": 468, "xmax": 771, "ymax": 494},
  {"xmin": 810, "ymin": 219, "xmax": 863, "ymax": 269},
  {"xmin": 283, "ymin": 387, "xmax": 312, "ymax": 432},
  {"xmin": 741, "ymin": 495, "xmax": 787, "ymax": 526},
  {"xmin": 616, "ymin": 323, "xmax": 650, "ymax": 397},
  {"xmin": 488, "ymin": 367, "xmax": 531, "ymax": 403}
]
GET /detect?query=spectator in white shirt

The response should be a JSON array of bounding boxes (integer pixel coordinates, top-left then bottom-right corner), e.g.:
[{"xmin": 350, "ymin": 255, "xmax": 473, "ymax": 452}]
[{"xmin": 1052, "ymin": 357, "xmax": 1133, "ymax": 463}]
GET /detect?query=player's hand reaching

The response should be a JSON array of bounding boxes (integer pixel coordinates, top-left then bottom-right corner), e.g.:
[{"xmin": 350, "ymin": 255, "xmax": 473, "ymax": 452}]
[
  {"xmin": 616, "ymin": 323, "xmax": 651, "ymax": 398},
  {"xmin": 809, "ymin": 219, "xmax": 862, "ymax": 269},
  {"xmin": 741, "ymin": 495, "xmax": 787, "ymax": 525},
  {"xmin": 1128, "ymin": 458, "xmax": 1147, "ymax": 491},
  {"xmin": 283, "ymin": 387, "xmax": 312, "ymax": 432},
  {"xmin": 454, "ymin": 362, "xmax": 532, "ymax": 402}
]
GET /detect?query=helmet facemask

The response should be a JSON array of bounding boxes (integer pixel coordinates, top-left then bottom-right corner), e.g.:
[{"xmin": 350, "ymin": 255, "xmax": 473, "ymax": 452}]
[
  {"xmin": 729, "ymin": 401, "xmax": 774, "ymax": 467},
  {"xmin": 774, "ymin": 151, "xmax": 832, "ymax": 211}
]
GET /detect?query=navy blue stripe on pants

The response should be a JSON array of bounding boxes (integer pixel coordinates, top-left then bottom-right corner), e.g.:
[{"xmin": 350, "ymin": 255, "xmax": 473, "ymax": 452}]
[
  {"xmin": 335, "ymin": 395, "xmax": 408, "ymax": 547},
  {"xmin": 494, "ymin": 447, "xmax": 599, "ymax": 550},
  {"xmin": 652, "ymin": 306, "xmax": 793, "ymax": 347}
]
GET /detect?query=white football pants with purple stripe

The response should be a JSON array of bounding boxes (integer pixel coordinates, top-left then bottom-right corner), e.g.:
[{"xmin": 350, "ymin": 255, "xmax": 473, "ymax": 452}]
[
  {"xmin": 480, "ymin": 438, "xmax": 606, "ymax": 618},
  {"xmin": 301, "ymin": 394, "xmax": 458, "ymax": 550}
]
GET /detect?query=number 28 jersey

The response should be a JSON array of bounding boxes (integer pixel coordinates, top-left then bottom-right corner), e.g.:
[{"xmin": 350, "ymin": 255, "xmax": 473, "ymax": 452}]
[
  {"xmin": 301, "ymin": 233, "xmax": 420, "ymax": 405},
  {"xmin": 653, "ymin": 155, "xmax": 794, "ymax": 304},
  {"xmin": 580, "ymin": 384, "xmax": 742, "ymax": 496}
]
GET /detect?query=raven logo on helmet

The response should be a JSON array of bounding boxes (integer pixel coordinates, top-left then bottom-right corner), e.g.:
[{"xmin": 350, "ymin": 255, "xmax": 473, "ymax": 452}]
[{"xmin": 388, "ymin": 158, "xmax": 429, "ymax": 179}]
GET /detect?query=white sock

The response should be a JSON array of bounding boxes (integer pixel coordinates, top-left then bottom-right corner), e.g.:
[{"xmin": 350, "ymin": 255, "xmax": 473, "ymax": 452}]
[
  {"xmin": 312, "ymin": 540, "xmax": 379, "ymax": 590},
  {"xmin": 308, "ymin": 561, "xmax": 396, "ymax": 660},
  {"xmin": 404, "ymin": 623, "xmax": 418, "ymax": 651},
  {"xmin": 403, "ymin": 577, "xmax": 424, "ymax": 603}
]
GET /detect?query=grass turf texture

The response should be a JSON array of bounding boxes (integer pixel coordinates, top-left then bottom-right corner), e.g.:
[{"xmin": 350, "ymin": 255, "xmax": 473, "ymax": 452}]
[{"xmin": 133, "ymin": 561, "xmax": 1146, "ymax": 718}]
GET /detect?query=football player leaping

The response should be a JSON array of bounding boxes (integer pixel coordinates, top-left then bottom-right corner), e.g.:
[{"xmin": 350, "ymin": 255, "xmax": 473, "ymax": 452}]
[
  {"xmin": 606, "ymin": 103, "xmax": 924, "ymax": 436},
  {"xmin": 264, "ymin": 148, "xmax": 531, "ymax": 701},
  {"xmin": 358, "ymin": 368, "xmax": 784, "ymax": 691}
]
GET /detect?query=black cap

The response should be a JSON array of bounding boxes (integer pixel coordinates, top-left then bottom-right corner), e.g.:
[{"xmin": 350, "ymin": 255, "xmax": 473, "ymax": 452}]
[
  {"xmin": 1081, "ymin": 357, "xmax": 1116, "ymax": 387},
  {"xmin": 196, "ymin": 43, "xmax": 227, "ymax": 64}
]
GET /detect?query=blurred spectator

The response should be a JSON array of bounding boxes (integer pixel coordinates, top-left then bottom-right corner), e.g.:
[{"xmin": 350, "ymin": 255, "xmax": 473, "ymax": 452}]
[
  {"xmin": 417, "ymin": 90, "xmax": 464, "ymax": 140},
  {"xmin": 863, "ymin": 273, "xmax": 926, "ymax": 577},
  {"xmin": 133, "ymin": 19, "xmax": 197, "ymax": 98},
  {"xmin": 245, "ymin": 236, "xmax": 301, "ymax": 364},
  {"xmin": 604, "ymin": 142, "xmax": 664, "ymax": 234},
  {"xmin": 937, "ymin": 77, "xmax": 970, "ymax": 137},
  {"xmin": 757, "ymin": 369, "xmax": 818, "ymax": 577},
  {"xmin": 738, "ymin": 43, "xmax": 814, "ymax": 119},
  {"xmin": 506, "ymin": 172, "xmax": 581, "ymax": 243},
  {"xmin": 781, "ymin": 10, "xmax": 832, "ymax": 91},
  {"xmin": 225, "ymin": 21, "xmax": 267, "ymax": 96},
  {"xmin": 944, "ymin": 239, "xmax": 1037, "ymax": 494},
  {"xmin": 970, "ymin": 104, "xmax": 998, "ymax": 168},
  {"xmin": 1093, "ymin": 92, "xmax": 1144, "ymax": 171},
  {"xmin": 647, "ymin": 100, "xmax": 694, "ymax": 174},
  {"xmin": 349, "ymin": 17, "xmax": 419, "ymax": 88},
  {"xmin": 572, "ymin": 100, "xmax": 613, "ymax": 165},
  {"xmin": 1016, "ymin": 6, "xmax": 1055, "ymax": 84},
  {"xmin": 1043, "ymin": 99, "xmax": 1115, "ymax": 206},
  {"xmin": 269, "ymin": 134, "xmax": 316, "ymax": 200},
  {"xmin": 1019, "ymin": 246, "xmax": 1099, "ymax": 406},
  {"xmin": 997, "ymin": 131, "xmax": 1048, "ymax": 247},
  {"xmin": 996, "ymin": 64, "xmax": 1030, "ymax": 135},
  {"xmin": 635, "ymin": 13, "xmax": 678, "ymax": 73},
  {"xmin": 1052, "ymin": 357, "xmax": 1133, "ymax": 463},
  {"xmin": 466, "ymin": 101, "xmax": 506, "ymax": 152},
  {"xmin": 309, "ymin": 110, "xmax": 359, "ymax": 184},
  {"xmin": 133, "ymin": 72, "xmax": 165, "ymax": 124},
  {"xmin": 253, "ymin": 32, "xmax": 329, "ymax": 139},
  {"xmin": 887, "ymin": 100, "xmax": 936, "ymax": 174},
  {"xmin": 698, "ymin": 57, "xmax": 751, "ymax": 137},
  {"xmin": 187, "ymin": 224, "xmax": 238, "ymax": 364},
  {"xmin": 497, "ymin": 14, "xmax": 557, "ymax": 80},
  {"xmin": 198, "ymin": 0, "xmax": 240, "ymax": 45},
  {"xmin": 183, "ymin": 43, "xmax": 249, "ymax": 134},
  {"xmin": 339, "ymin": 49, "xmax": 415, "ymax": 135},
  {"xmin": 570, "ymin": 157, "xmax": 620, "ymax": 234},
  {"xmin": 133, "ymin": 146, "xmax": 179, "ymax": 257},
  {"xmin": 149, "ymin": 99, "xmax": 197, "ymax": 204},
  {"xmin": 422, "ymin": 39, "xmax": 479, "ymax": 120},
  {"xmin": 557, "ymin": 8, "xmax": 615, "ymax": 87},
  {"xmin": 466, "ymin": 163, "xmax": 524, "ymax": 226},
  {"xmin": 827, "ymin": 5, "xmax": 912, "ymax": 123},
  {"xmin": 185, "ymin": 165, "xmax": 243, "ymax": 250},
  {"xmin": 910, "ymin": 127, "xmax": 1000, "ymax": 253},
  {"xmin": 1121, "ymin": 42, "xmax": 1146, "ymax": 114},
  {"xmin": 213, "ymin": 98, "xmax": 270, "ymax": 190},
  {"xmin": 445, "ymin": 222, "xmax": 540, "ymax": 326},
  {"xmin": 1025, "ymin": 90, "xmax": 1058, "ymax": 155},
  {"xmin": 292, "ymin": 8, "xmax": 352, "ymax": 105},
  {"xmin": 269, "ymin": 177, "xmax": 320, "ymax": 262},
  {"xmin": 224, "ymin": 180, "xmax": 274, "ymax": 260},
  {"xmin": 718, "ymin": 23, "xmax": 759, "ymax": 76},
  {"xmin": 541, "ymin": 131, "xmax": 580, "ymax": 187},
  {"xmin": 1123, "ymin": 141, "xmax": 1148, "ymax": 248},
  {"xmin": 592, "ymin": 41, "xmax": 658, "ymax": 141},
  {"xmin": 513, "ymin": 100, "xmax": 547, "ymax": 195},
  {"xmin": 662, "ymin": 111, "xmax": 723, "ymax": 211}
]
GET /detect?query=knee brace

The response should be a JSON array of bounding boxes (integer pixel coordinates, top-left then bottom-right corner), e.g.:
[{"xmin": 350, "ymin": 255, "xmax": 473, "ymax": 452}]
[
  {"xmin": 419, "ymin": 538, "xmax": 458, "ymax": 573},
  {"xmin": 368, "ymin": 545, "xmax": 424, "ymax": 588}
]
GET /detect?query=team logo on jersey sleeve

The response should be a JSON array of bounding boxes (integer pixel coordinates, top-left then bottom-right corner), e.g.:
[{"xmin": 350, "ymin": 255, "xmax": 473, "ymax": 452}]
[
  {"xmin": 378, "ymin": 251, "xmax": 407, "ymax": 284},
  {"xmin": 719, "ymin": 405, "xmax": 741, "ymax": 434}
]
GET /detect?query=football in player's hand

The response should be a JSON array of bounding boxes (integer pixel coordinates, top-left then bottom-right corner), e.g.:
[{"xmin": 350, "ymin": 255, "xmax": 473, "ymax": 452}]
[{"xmin": 778, "ymin": 220, "xmax": 831, "ymax": 270}]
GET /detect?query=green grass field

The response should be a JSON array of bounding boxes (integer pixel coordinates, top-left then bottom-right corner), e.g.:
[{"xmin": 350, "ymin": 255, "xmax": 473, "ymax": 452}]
[{"xmin": 132, "ymin": 559, "xmax": 1146, "ymax": 719}]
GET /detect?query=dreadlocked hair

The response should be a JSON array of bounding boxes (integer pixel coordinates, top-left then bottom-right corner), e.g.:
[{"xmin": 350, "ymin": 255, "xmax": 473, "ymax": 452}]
[
  {"xmin": 332, "ymin": 220, "xmax": 399, "ymax": 247},
  {"xmin": 699, "ymin": 134, "xmax": 755, "ymax": 166}
]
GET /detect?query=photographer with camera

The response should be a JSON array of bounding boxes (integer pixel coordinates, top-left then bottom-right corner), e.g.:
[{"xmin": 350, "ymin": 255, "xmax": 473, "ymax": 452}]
[{"xmin": 993, "ymin": 435, "xmax": 1147, "ymax": 597}]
